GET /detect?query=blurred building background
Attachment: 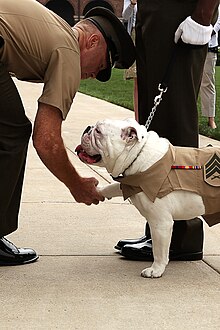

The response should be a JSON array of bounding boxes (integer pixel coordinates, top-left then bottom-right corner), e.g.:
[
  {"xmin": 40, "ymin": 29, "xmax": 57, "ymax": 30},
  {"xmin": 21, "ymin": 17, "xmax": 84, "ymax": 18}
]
[{"xmin": 37, "ymin": 0, "xmax": 123, "ymax": 26}]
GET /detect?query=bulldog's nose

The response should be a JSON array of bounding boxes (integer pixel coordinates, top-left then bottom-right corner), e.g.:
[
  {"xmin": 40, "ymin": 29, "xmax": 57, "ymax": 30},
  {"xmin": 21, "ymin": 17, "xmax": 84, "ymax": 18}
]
[{"xmin": 83, "ymin": 126, "xmax": 93, "ymax": 135}]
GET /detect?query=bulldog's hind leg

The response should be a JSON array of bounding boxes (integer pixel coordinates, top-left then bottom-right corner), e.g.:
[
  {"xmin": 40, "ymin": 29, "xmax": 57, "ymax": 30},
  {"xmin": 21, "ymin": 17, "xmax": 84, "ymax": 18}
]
[
  {"xmin": 141, "ymin": 215, "xmax": 174, "ymax": 278},
  {"xmin": 98, "ymin": 182, "xmax": 123, "ymax": 200}
]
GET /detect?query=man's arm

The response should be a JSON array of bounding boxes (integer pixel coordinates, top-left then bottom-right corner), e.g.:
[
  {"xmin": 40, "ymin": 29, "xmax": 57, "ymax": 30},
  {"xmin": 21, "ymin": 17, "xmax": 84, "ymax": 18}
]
[
  {"xmin": 192, "ymin": 0, "xmax": 219, "ymax": 25},
  {"xmin": 33, "ymin": 102, "xmax": 104, "ymax": 205}
]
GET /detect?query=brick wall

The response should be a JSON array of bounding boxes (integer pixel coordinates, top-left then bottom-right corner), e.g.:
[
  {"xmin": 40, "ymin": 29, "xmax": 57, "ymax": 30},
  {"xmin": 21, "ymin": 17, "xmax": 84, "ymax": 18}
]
[{"xmin": 37, "ymin": 0, "xmax": 123, "ymax": 18}]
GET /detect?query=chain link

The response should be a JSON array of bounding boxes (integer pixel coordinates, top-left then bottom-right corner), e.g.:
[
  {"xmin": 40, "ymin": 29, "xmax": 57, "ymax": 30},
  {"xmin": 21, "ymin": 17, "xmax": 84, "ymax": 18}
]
[{"xmin": 145, "ymin": 84, "xmax": 168, "ymax": 130}]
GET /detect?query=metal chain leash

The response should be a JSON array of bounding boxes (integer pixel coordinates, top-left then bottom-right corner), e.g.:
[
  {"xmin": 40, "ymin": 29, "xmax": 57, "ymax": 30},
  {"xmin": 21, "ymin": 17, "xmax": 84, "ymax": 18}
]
[{"xmin": 145, "ymin": 83, "xmax": 168, "ymax": 130}]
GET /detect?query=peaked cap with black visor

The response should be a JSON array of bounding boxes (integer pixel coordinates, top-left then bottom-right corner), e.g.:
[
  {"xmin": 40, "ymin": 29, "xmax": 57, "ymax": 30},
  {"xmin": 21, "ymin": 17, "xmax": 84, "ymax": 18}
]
[{"xmin": 84, "ymin": 7, "xmax": 136, "ymax": 82}]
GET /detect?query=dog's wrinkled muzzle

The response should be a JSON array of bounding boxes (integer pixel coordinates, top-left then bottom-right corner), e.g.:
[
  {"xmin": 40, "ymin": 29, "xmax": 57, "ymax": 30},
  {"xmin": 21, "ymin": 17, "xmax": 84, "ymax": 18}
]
[{"xmin": 75, "ymin": 125, "xmax": 101, "ymax": 164}]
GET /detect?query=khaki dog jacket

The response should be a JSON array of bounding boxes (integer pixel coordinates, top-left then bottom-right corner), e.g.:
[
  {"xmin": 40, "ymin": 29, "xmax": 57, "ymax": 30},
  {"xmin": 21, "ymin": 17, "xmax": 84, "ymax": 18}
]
[{"xmin": 115, "ymin": 145, "xmax": 220, "ymax": 226}]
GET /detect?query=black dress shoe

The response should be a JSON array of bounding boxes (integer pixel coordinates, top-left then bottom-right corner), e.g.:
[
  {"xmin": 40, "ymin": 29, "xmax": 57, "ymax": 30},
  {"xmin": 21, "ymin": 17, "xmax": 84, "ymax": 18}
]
[
  {"xmin": 120, "ymin": 239, "xmax": 203, "ymax": 261},
  {"xmin": 0, "ymin": 237, "xmax": 39, "ymax": 266},
  {"xmin": 114, "ymin": 235, "xmax": 147, "ymax": 250}
]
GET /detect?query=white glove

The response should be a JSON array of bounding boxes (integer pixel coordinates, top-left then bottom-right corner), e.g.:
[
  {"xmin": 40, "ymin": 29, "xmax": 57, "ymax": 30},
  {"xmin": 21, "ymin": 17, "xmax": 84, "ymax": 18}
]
[{"xmin": 174, "ymin": 16, "xmax": 213, "ymax": 45}]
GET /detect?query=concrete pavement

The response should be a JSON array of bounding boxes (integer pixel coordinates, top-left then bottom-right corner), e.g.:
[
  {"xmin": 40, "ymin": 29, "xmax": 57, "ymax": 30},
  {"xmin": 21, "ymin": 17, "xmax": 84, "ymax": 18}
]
[{"xmin": 1, "ymin": 79, "xmax": 220, "ymax": 330}]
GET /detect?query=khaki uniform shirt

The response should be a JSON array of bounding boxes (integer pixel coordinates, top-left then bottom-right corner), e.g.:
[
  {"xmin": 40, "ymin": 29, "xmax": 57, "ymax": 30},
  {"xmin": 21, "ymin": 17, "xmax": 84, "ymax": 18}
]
[
  {"xmin": 116, "ymin": 145, "xmax": 220, "ymax": 226},
  {"xmin": 0, "ymin": 0, "xmax": 80, "ymax": 119}
]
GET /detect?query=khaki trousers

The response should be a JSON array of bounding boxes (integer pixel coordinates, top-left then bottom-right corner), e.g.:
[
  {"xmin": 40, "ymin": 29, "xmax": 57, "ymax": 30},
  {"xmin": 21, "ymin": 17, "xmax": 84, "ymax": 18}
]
[{"xmin": 200, "ymin": 52, "xmax": 217, "ymax": 118}]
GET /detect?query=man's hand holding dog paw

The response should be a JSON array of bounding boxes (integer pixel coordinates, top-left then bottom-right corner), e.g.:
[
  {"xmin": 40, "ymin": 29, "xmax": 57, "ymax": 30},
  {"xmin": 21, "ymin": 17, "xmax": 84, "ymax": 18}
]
[{"xmin": 69, "ymin": 177, "xmax": 105, "ymax": 205}]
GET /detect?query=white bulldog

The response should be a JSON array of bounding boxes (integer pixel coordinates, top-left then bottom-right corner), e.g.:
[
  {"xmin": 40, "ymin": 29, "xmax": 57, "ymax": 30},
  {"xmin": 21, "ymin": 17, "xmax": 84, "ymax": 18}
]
[{"xmin": 76, "ymin": 118, "xmax": 220, "ymax": 278}]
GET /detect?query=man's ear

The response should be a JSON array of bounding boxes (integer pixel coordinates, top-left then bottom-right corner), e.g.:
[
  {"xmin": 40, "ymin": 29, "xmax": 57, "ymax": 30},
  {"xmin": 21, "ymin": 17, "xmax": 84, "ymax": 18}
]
[
  {"xmin": 121, "ymin": 126, "xmax": 138, "ymax": 144},
  {"xmin": 87, "ymin": 34, "xmax": 100, "ymax": 49}
]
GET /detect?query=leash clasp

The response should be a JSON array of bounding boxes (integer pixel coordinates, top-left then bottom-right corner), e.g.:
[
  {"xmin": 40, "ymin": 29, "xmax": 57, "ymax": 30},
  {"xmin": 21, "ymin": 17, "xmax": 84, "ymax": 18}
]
[
  {"xmin": 154, "ymin": 84, "xmax": 168, "ymax": 106},
  {"xmin": 145, "ymin": 84, "xmax": 168, "ymax": 130}
]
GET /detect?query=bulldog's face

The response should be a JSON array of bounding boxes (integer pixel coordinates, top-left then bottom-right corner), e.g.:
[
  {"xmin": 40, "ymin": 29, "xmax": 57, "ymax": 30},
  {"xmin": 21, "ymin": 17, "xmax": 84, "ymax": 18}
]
[{"xmin": 76, "ymin": 118, "xmax": 147, "ymax": 177}]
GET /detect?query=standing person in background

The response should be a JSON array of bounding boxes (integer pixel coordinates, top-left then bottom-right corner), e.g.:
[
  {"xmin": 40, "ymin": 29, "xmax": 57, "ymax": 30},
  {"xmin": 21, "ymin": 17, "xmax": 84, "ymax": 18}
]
[
  {"xmin": 122, "ymin": 0, "xmax": 138, "ymax": 120},
  {"xmin": 116, "ymin": 0, "xmax": 220, "ymax": 262},
  {"xmin": 200, "ymin": 5, "xmax": 220, "ymax": 129}
]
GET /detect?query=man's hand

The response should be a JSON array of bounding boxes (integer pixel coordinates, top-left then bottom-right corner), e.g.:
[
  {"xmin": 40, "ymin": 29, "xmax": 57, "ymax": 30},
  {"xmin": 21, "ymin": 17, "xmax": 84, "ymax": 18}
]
[
  {"xmin": 174, "ymin": 0, "xmax": 219, "ymax": 45},
  {"xmin": 69, "ymin": 176, "xmax": 105, "ymax": 205},
  {"xmin": 130, "ymin": 0, "xmax": 137, "ymax": 5},
  {"xmin": 174, "ymin": 16, "xmax": 213, "ymax": 45}
]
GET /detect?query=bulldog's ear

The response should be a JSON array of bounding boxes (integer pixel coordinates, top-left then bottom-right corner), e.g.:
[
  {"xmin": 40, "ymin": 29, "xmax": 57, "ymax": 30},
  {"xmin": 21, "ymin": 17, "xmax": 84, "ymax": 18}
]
[{"xmin": 121, "ymin": 126, "xmax": 138, "ymax": 143}]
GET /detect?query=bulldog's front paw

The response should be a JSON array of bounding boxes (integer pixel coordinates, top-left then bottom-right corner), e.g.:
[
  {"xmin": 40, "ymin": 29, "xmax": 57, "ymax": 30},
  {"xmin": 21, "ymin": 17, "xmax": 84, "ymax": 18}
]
[
  {"xmin": 97, "ymin": 183, "xmax": 122, "ymax": 199},
  {"xmin": 97, "ymin": 186, "xmax": 112, "ymax": 200},
  {"xmin": 141, "ymin": 265, "xmax": 165, "ymax": 278}
]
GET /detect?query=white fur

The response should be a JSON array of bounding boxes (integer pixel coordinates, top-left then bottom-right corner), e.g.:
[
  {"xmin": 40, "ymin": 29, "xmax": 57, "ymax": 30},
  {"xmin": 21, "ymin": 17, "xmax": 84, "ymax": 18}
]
[{"xmin": 81, "ymin": 118, "xmax": 206, "ymax": 278}]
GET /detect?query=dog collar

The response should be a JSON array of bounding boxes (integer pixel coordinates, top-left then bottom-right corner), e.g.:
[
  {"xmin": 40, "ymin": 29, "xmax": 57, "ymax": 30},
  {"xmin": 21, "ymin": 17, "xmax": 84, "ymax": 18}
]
[{"xmin": 112, "ymin": 140, "xmax": 147, "ymax": 180}]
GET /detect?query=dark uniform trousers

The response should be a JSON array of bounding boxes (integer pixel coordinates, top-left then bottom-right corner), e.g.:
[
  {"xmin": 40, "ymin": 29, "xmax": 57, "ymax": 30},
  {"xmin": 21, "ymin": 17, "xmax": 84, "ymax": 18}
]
[
  {"xmin": 136, "ymin": 0, "xmax": 208, "ymax": 146},
  {"xmin": 135, "ymin": 0, "xmax": 212, "ymax": 251},
  {"xmin": 0, "ymin": 61, "xmax": 32, "ymax": 236}
]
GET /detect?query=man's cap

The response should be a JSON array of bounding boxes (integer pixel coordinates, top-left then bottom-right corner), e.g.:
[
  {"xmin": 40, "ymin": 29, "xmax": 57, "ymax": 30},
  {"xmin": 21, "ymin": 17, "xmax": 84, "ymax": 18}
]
[{"xmin": 84, "ymin": 7, "xmax": 136, "ymax": 82}]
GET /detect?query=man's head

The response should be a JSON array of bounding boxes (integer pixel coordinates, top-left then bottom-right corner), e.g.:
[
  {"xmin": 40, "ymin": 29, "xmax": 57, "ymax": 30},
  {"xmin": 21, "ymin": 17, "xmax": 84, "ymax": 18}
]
[
  {"xmin": 74, "ymin": 19, "xmax": 108, "ymax": 80},
  {"xmin": 75, "ymin": 7, "xmax": 136, "ymax": 82}
]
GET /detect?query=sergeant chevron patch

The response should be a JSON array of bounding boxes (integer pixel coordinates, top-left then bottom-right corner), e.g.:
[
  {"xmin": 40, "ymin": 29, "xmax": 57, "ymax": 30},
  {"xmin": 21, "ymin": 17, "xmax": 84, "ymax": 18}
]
[{"xmin": 204, "ymin": 153, "xmax": 220, "ymax": 187}]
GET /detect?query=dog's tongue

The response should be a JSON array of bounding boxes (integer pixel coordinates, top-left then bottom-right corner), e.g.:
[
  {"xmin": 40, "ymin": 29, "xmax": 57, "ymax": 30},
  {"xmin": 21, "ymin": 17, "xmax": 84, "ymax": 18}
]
[{"xmin": 75, "ymin": 145, "xmax": 101, "ymax": 164}]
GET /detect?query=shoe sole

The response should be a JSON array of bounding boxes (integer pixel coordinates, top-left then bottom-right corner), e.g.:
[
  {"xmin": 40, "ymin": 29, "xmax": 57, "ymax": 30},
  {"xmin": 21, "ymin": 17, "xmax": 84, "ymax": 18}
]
[
  {"xmin": 120, "ymin": 251, "xmax": 203, "ymax": 262},
  {"xmin": 0, "ymin": 255, "xmax": 39, "ymax": 266},
  {"xmin": 170, "ymin": 251, "xmax": 203, "ymax": 261}
]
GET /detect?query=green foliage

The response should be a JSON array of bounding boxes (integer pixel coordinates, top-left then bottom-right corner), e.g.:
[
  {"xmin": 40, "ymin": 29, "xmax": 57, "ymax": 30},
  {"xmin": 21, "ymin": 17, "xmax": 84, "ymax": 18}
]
[
  {"xmin": 79, "ymin": 69, "xmax": 134, "ymax": 110},
  {"xmin": 79, "ymin": 67, "xmax": 220, "ymax": 140}
]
